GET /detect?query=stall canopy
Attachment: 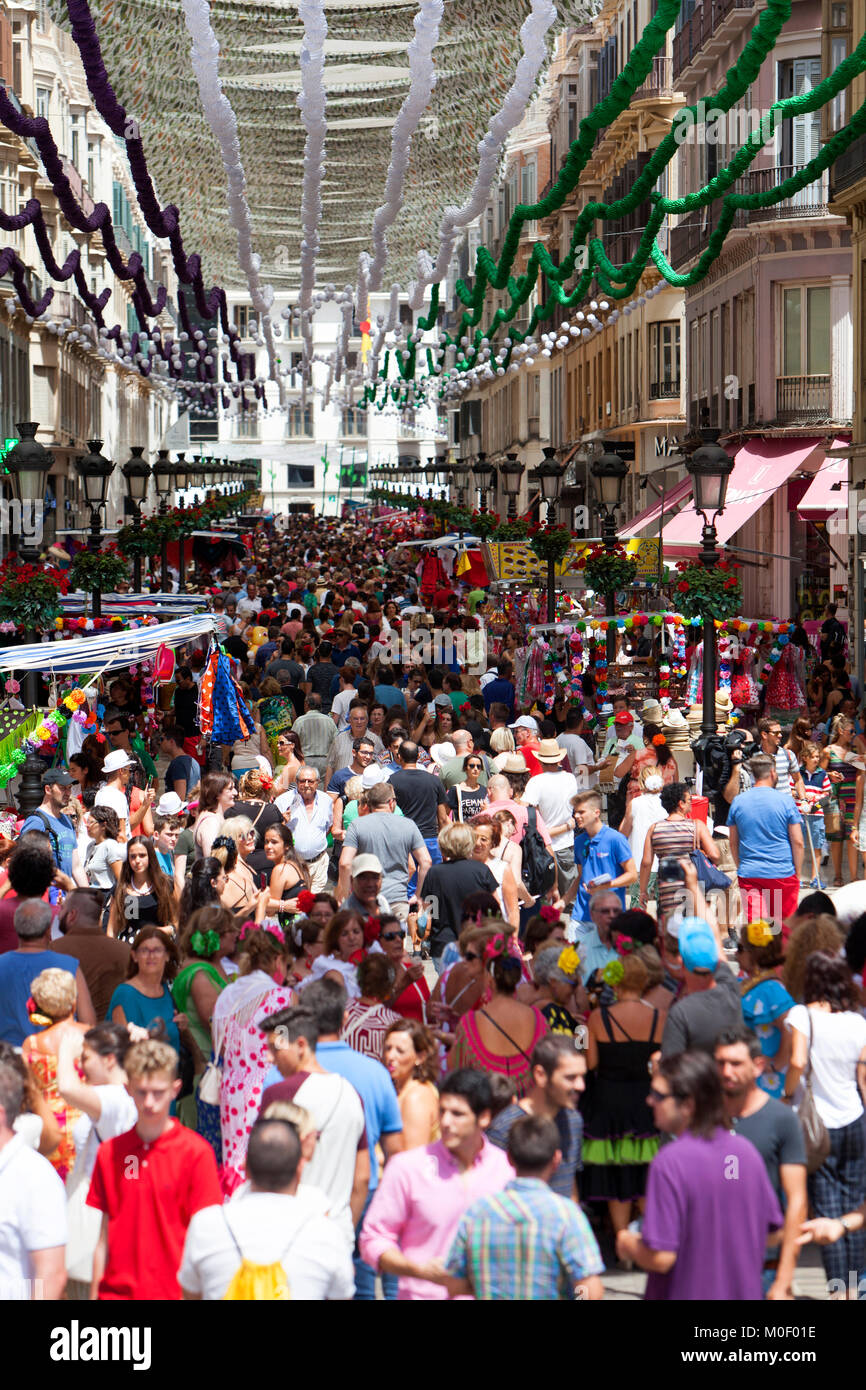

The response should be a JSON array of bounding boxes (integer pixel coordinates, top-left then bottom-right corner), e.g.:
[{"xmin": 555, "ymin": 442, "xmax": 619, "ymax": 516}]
[
  {"xmin": 620, "ymin": 476, "xmax": 693, "ymax": 539},
  {"xmin": 661, "ymin": 438, "xmax": 823, "ymax": 549},
  {"xmin": 796, "ymin": 439, "xmax": 850, "ymax": 512}
]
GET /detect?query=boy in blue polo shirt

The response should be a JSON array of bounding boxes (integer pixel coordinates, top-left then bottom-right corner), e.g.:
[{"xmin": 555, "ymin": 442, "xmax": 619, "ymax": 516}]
[{"xmin": 566, "ymin": 788, "xmax": 637, "ymax": 928}]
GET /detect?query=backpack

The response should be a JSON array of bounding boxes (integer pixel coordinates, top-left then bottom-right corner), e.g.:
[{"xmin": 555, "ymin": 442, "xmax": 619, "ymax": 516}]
[
  {"xmin": 222, "ymin": 1208, "xmax": 312, "ymax": 1301},
  {"xmin": 521, "ymin": 806, "xmax": 556, "ymax": 898},
  {"xmin": 28, "ymin": 809, "xmax": 71, "ymax": 871}
]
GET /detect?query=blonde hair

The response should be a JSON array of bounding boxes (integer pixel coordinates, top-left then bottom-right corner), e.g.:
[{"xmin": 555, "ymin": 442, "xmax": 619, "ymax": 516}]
[
  {"xmin": 218, "ymin": 815, "xmax": 256, "ymax": 849},
  {"xmin": 489, "ymin": 727, "xmax": 516, "ymax": 755},
  {"xmin": 635, "ymin": 943, "xmax": 663, "ymax": 989},
  {"xmin": 800, "ymin": 742, "xmax": 822, "ymax": 763},
  {"xmin": 124, "ymin": 1039, "xmax": 178, "ymax": 1081},
  {"xmin": 238, "ymin": 769, "xmax": 274, "ymax": 801},
  {"xmin": 343, "ymin": 775, "xmax": 363, "ymax": 803},
  {"xmin": 618, "ymin": 953, "xmax": 650, "ymax": 995},
  {"xmin": 261, "ymin": 1100, "xmax": 316, "ymax": 1141},
  {"xmin": 438, "ymin": 822, "xmax": 475, "ymax": 861},
  {"xmin": 639, "ymin": 764, "xmax": 664, "ymax": 791},
  {"xmin": 30, "ymin": 968, "xmax": 76, "ymax": 1020}
]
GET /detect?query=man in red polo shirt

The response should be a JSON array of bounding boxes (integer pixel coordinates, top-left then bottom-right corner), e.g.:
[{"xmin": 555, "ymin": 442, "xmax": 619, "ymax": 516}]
[{"xmin": 87, "ymin": 1040, "xmax": 222, "ymax": 1300}]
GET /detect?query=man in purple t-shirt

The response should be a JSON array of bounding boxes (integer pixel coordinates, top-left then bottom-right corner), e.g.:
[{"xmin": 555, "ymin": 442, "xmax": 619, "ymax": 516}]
[{"xmin": 616, "ymin": 1051, "xmax": 783, "ymax": 1301}]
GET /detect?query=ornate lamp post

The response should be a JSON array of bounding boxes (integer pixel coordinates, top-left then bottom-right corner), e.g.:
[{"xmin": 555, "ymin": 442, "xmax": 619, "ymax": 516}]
[
  {"xmin": 499, "ymin": 453, "xmax": 525, "ymax": 521},
  {"xmin": 531, "ymin": 446, "xmax": 568, "ymax": 624},
  {"xmin": 4, "ymin": 422, "xmax": 54, "ymax": 812},
  {"xmin": 121, "ymin": 446, "xmax": 151, "ymax": 592},
  {"xmin": 75, "ymin": 440, "xmax": 115, "ymax": 618},
  {"xmin": 591, "ymin": 447, "xmax": 628, "ymax": 663},
  {"xmin": 685, "ymin": 429, "xmax": 735, "ymax": 736},
  {"xmin": 471, "ymin": 452, "xmax": 497, "ymax": 513},
  {"xmin": 152, "ymin": 449, "xmax": 175, "ymax": 591}
]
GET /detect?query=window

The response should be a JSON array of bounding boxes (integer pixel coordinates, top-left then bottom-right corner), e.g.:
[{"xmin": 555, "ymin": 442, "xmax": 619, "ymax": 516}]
[
  {"xmin": 527, "ymin": 373, "xmax": 540, "ymax": 434},
  {"xmin": 649, "ymin": 320, "xmax": 681, "ymax": 397},
  {"xmin": 781, "ymin": 285, "xmax": 830, "ymax": 377},
  {"xmin": 233, "ymin": 304, "xmax": 253, "ymax": 337},
  {"xmin": 521, "ymin": 159, "xmax": 537, "ymax": 237},
  {"xmin": 87, "ymin": 140, "xmax": 96, "ymax": 191},
  {"xmin": 824, "ymin": 3, "xmax": 851, "ymax": 136},
  {"xmin": 287, "ymin": 404, "xmax": 313, "ymax": 438},
  {"xmin": 341, "ymin": 405, "xmax": 364, "ymax": 437},
  {"xmin": 35, "ymin": 87, "xmax": 50, "ymax": 120},
  {"xmin": 778, "ymin": 58, "xmax": 821, "ymax": 170}
]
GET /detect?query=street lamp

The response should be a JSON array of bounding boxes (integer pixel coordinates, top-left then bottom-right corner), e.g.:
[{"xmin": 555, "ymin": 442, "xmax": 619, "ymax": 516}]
[
  {"xmin": 531, "ymin": 446, "xmax": 568, "ymax": 623},
  {"xmin": 591, "ymin": 447, "xmax": 628, "ymax": 663},
  {"xmin": 121, "ymin": 446, "xmax": 151, "ymax": 592},
  {"xmin": 152, "ymin": 449, "xmax": 175, "ymax": 591},
  {"xmin": 499, "ymin": 453, "xmax": 525, "ymax": 520},
  {"xmin": 685, "ymin": 428, "xmax": 735, "ymax": 736},
  {"xmin": 471, "ymin": 452, "xmax": 497, "ymax": 512},
  {"xmin": 174, "ymin": 454, "xmax": 190, "ymax": 593},
  {"xmin": 4, "ymin": 422, "xmax": 54, "ymax": 812},
  {"xmin": 75, "ymin": 440, "xmax": 115, "ymax": 619}
]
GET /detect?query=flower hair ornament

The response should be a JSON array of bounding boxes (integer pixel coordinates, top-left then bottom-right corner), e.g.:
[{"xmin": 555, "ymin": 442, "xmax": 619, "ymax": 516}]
[
  {"xmin": 557, "ymin": 946, "xmax": 581, "ymax": 979},
  {"xmin": 364, "ymin": 916, "xmax": 381, "ymax": 947},
  {"xmin": 26, "ymin": 995, "xmax": 53, "ymax": 1029},
  {"xmin": 614, "ymin": 933, "xmax": 635, "ymax": 956},
  {"xmin": 602, "ymin": 959, "xmax": 625, "ymax": 987},
  {"xmin": 539, "ymin": 904, "xmax": 561, "ymax": 924},
  {"xmin": 240, "ymin": 920, "xmax": 286, "ymax": 945},
  {"xmin": 644, "ymin": 773, "xmax": 664, "ymax": 793},
  {"xmin": 651, "ymin": 733, "xmax": 666, "ymax": 747},
  {"xmin": 296, "ymin": 889, "xmax": 316, "ymax": 915},
  {"xmin": 746, "ymin": 919, "xmax": 775, "ymax": 949},
  {"xmin": 190, "ymin": 929, "xmax": 221, "ymax": 959},
  {"xmin": 484, "ymin": 932, "xmax": 522, "ymax": 965}
]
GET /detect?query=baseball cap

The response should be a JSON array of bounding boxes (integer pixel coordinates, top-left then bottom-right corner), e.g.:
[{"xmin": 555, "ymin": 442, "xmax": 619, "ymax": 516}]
[
  {"xmin": 351, "ymin": 854, "xmax": 383, "ymax": 878},
  {"xmin": 614, "ymin": 710, "xmax": 634, "ymax": 725},
  {"xmin": 41, "ymin": 768, "xmax": 75, "ymax": 786},
  {"xmin": 678, "ymin": 917, "xmax": 719, "ymax": 972},
  {"xmin": 433, "ymin": 694, "xmax": 452, "ymax": 708},
  {"xmin": 510, "ymin": 715, "xmax": 539, "ymax": 732}
]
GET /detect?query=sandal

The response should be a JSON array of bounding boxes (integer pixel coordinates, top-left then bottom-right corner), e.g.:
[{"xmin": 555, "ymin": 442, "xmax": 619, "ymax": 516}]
[{"xmin": 834, "ymin": 877, "xmax": 844, "ymax": 888}]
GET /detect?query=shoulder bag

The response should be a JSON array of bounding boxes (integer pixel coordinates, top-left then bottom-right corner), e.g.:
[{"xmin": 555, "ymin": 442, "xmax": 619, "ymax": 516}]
[
  {"xmin": 689, "ymin": 821, "xmax": 731, "ymax": 893},
  {"xmin": 798, "ymin": 1009, "xmax": 831, "ymax": 1174}
]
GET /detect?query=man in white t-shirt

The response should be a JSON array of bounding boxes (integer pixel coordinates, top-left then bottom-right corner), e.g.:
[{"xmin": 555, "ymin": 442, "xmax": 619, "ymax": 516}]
[
  {"xmin": 179, "ymin": 1116, "xmax": 354, "ymax": 1300},
  {"xmin": 236, "ymin": 580, "xmax": 263, "ymax": 623},
  {"xmin": 0, "ymin": 1059, "xmax": 67, "ymax": 1299},
  {"xmin": 94, "ymin": 749, "xmax": 136, "ymax": 840},
  {"xmin": 260, "ymin": 1006, "xmax": 369, "ymax": 1250},
  {"xmin": 524, "ymin": 742, "xmax": 580, "ymax": 895}
]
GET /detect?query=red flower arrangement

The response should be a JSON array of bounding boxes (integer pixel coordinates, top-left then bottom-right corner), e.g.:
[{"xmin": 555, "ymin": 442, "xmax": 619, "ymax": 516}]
[{"xmin": 295, "ymin": 889, "xmax": 316, "ymax": 916}]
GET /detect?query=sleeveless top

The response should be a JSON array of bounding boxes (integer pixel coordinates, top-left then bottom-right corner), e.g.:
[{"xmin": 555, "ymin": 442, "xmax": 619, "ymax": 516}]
[{"xmin": 649, "ymin": 817, "xmax": 697, "ymax": 920}]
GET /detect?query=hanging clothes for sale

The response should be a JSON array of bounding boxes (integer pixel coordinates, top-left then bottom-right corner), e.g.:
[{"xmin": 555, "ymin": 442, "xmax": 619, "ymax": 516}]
[
  {"xmin": 199, "ymin": 646, "xmax": 256, "ymax": 745},
  {"xmin": 419, "ymin": 551, "xmax": 447, "ymax": 602},
  {"xmin": 766, "ymin": 642, "xmax": 806, "ymax": 711},
  {"xmin": 731, "ymin": 645, "xmax": 760, "ymax": 708}
]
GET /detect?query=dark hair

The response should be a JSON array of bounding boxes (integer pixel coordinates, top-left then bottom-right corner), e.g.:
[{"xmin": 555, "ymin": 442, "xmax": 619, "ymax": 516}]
[
  {"xmin": 845, "ymin": 914, "xmax": 866, "ymax": 977},
  {"xmin": 398, "ymin": 740, "xmax": 419, "ymax": 763},
  {"xmin": 642, "ymin": 722, "xmax": 673, "ymax": 767},
  {"xmin": 802, "ymin": 951, "xmax": 859, "ymax": 1012},
  {"xmin": 523, "ymin": 913, "xmax": 566, "ymax": 956},
  {"xmin": 737, "ymin": 923, "xmax": 784, "ymax": 970},
  {"xmin": 210, "ymin": 835, "xmax": 239, "ymax": 875},
  {"xmin": 83, "ymin": 1022, "xmax": 131, "ymax": 1061},
  {"xmin": 178, "ymin": 905, "xmax": 238, "ymax": 961},
  {"xmin": 7, "ymin": 837, "xmax": 55, "ymax": 899},
  {"xmin": 438, "ymin": 1067, "xmax": 492, "ymax": 1118},
  {"xmin": 323, "ymin": 909, "xmax": 364, "ymax": 957},
  {"xmin": 487, "ymin": 1073, "xmax": 517, "ymax": 1117},
  {"xmin": 356, "ymin": 953, "xmax": 396, "ymax": 999},
  {"xmin": 660, "ymin": 782, "xmax": 689, "ymax": 815},
  {"xmin": 714, "ymin": 1026, "xmax": 763, "ymax": 1061},
  {"xmin": 506, "ymin": 1113, "xmax": 561, "ymax": 1173},
  {"xmin": 179, "ymin": 857, "xmax": 224, "ymax": 927},
  {"xmin": 656, "ymin": 1050, "xmax": 725, "ymax": 1139},
  {"xmin": 531, "ymin": 1034, "xmax": 581, "ymax": 1078},
  {"xmin": 303, "ymin": 977, "xmax": 348, "ymax": 1035},
  {"xmin": 609, "ymin": 909, "xmax": 658, "ymax": 947},
  {"xmin": 490, "ymin": 949, "xmax": 522, "ymax": 996},
  {"xmin": 260, "ymin": 1004, "xmax": 319, "ymax": 1048},
  {"xmin": 114, "ymin": 838, "xmax": 178, "ymax": 931},
  {"xmin": 127, "ymin": 925, "xmax": 179, "ymax": 982},
  {"xmin": 160, "ymin": 724, "xmax": 187, "ymax": 747},
  {"xmin": 504, "ymin": 768, "xmax": 530, "ymax": 797},
  {"xmin": 459, "ymin": 891, "xmax": 501, "ymax": 927},
  {"xmin": 795, "ymin": 890, "xmax": 836, "ymax": 919},
  {"xmin": 198, "ymin": 773, "xmax": 234, "ymax": 813},
  {"xmin": 383, "ymin": 1018, "xmax": 439, "ymax": 1083},
  {"xmin": 246, "ymin": 1117, "xmax": 302, "ymax": 1191},
  {"xmin": 88, "ymin": 805, "xmax": 121, "ymax": 840}
]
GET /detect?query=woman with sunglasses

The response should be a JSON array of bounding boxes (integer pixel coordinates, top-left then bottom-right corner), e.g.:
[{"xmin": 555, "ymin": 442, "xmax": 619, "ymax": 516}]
[
  {"xmin": 446, "ymin": 754, "xmax": 487, "ymax": 823},
  {"xmin": 377, "ymin": 913, "xmax": 431, "ymax": 1023},
  {"xmin": 272, "ymin": 731, "xmax": 302, "ymax": 795},
  {"xmin": 429, "ymin": 923, "xmax": 494, "ymax": 1035}
]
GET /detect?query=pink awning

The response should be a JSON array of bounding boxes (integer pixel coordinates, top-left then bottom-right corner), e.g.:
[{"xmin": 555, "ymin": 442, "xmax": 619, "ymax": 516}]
[
  {"xmin": 797, "ymin": 438, "xmax": 849, "ymax": 512},
  {"xmin": 620, "ymin": 475, "xmax": 692, "ymax": 539},
  {"xmin": 662, "ymin": 438, "xmax": 822, "ymax": 548}
]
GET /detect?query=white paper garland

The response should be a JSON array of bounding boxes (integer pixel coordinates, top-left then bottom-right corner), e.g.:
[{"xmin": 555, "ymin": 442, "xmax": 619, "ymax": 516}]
[
  {"xmin": 180, "ymin": 0, "xmax": 282, "ymax": 396},
  {"xmin": 297, "ymin": 0, "xmax": 329, "ymax": 386},
  {"xmin": 407, "ymin": 0, "xmax": 557, "ymax": 312}
]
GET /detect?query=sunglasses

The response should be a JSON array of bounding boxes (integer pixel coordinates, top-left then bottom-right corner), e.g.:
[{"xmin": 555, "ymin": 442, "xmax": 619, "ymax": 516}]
[
  {"xmin": 464, "ymin": 951, "xmax": 481, "ymax": 962},
  {"xmin": 381, "ymin": 930, "xmax": 404, "ymax": 942}
]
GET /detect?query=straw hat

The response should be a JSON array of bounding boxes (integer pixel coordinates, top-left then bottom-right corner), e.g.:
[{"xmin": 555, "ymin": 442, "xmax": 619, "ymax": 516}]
[
  {"xmin": 685, "ymin": 705, "xmax": 704, "ymax": 732},
  {"xmin": 500, "ymin": 753, "xmax": 529, "ymax": 775},
  {"xmin": 715, "ymin": 691, "xmax": 733, "ymax": 716},
  {"xmin": 662, "ymin": 708, "xmax": 692, "ymax": 748},
  {"xmin": 535, "ymin": 739, "xmax": 568, "ymax": 765},
  {"xmin": 640, "ymin": 699, "xmax": 664, "ymax": 725}
]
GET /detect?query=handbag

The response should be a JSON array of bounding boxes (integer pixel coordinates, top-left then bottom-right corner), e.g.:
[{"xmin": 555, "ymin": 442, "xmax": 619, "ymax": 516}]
[
  {"xmin": 799, "ymin": 1010, "xmax": 831, "ymax": 1174},
  {"xmin": 688, "ymin": 823, "xmax": 731, "ymax": 893},
  {"xmin": 823, "ymin": 795, "xmax": 841, "ymax": 835},
  {"xmin": 198, "ymin": 1056, "xmax": 222, "ymax": 1106}
]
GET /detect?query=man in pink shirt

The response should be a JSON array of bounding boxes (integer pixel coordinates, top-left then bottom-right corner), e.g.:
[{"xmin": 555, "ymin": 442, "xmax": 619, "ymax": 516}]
[
  {"xmin": 360, "ymin": 1069, "xmax": 512, "ymax": 1300},
  {"xmin": 486, "ymin": 773, "xmax": 553, "ymax": 846}
]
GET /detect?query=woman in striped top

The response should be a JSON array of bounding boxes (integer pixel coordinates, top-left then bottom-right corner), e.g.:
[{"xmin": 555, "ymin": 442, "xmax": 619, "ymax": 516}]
[
  {"xmin": 638, "ymin": 783, "xmax": 720, "ymax": 929},
  {"xmin": 822, "ymin": 715, "xmax": 862, "ymax": 886}
]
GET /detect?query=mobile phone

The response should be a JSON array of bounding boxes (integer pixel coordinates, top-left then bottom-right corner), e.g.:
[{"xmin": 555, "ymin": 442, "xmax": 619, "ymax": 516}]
[
  {"xmin": 259, "ymin": 872, "xmax": 268, "ymax": 890},
  {"xmin": 589, "ymin": 873, "xmax": 612, "ymax": 888},
  {"xmin": 657, "ymin": 856, "xmax": 685, "ymax": 884}
]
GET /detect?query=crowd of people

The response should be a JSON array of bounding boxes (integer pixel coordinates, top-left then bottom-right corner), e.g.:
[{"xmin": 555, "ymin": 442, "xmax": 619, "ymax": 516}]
[{"xmin": 1, "ymin": 513, "xmax": 865, "ymax": 1302}]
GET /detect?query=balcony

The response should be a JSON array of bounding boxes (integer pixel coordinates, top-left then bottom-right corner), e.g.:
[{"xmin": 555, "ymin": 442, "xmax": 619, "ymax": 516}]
[
  {"xmin": 738, "ymin": 166, "xmax": 832, "ymax": 222},
  {"xmin": 668, "ymin": 205, "xmax": 747, "ymax": 269},
  {"xmin": 830, "ymin": 131, "xmax": 866, "ymax": 201},
  {"xmin": 775, "ymin": 374, "xmax": 831, "ymax": 424},
  {"xmin": 601, "ymin": 226, "xmax": 649, "ymax": 268},
  {"xmin": 650, "ymin": 378, "xmax": 681, "ymax": 400},
  {"xmin": 632, "ymin": 56, "xmax": 675, "ymax": 101},
  {"xmin": 672, "ymin": 0, "xmax": 758, "ymax": 82}
]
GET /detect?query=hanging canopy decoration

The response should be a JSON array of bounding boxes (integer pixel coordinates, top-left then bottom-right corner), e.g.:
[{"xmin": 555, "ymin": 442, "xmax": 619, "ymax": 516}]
[{"xmin": 0, "ymin": 614, "xmax": 227, "ymax": 674}]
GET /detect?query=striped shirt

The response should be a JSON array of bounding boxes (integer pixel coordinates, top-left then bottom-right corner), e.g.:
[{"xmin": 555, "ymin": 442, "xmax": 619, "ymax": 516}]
[
  {"xmin": 445, "ymin": 1177, "xmax": 603, "ymax": 1300},
  {"xmin": 774, "ymin": 746, "xmax": 799, "ymax": 798}
]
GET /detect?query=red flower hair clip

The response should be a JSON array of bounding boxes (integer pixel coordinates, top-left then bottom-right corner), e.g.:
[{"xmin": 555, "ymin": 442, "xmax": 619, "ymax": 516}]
[
  {"xmin": 614, "ymin": 933, "xmax": 635, "ymax": 957},
  {"xmin": 364, "ymin": 916, "xmax": 381, "ymax": 946},
  {"xmin": 296, "ymin": 889, "xmax": 316, "ymax": 915},
  {"xmin": 539, "ymin": 904, "xmax": 560, "ymax": 923}
]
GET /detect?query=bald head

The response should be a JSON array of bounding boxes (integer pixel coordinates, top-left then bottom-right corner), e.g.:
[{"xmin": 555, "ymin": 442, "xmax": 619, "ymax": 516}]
[
  {"xmin": 486, "ymin": 774, "xmax": 510, "ymax": 803},
  {"xmin": 452, "ymin": 731, "xmax": 473, "ymax": 753}
]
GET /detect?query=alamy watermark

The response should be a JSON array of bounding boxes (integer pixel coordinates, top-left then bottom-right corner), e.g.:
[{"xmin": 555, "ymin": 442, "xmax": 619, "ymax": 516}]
[
  {"xmin": 0, "ymin": 500, "xmax": 43, "ymax": 545},
  {"xmin": 673, "ymin": 101, "xmax": 783, "ymax": 148},
  {"xmin": 376, "ymin": 622, "xmax": 489, "ymax": 675}
]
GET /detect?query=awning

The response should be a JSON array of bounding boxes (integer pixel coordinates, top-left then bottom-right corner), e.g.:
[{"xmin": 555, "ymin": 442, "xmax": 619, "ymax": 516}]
[
  {"xmin": 620, "ymin": 476, "xmax": 692, "ymax": 539},
  {"xmin": 797, "ymin": 438, "xmax": 849, "ymax": 512},
  {"xmin": 662, "ymin": 437, "xmax": 822, "ymax": 548}
]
